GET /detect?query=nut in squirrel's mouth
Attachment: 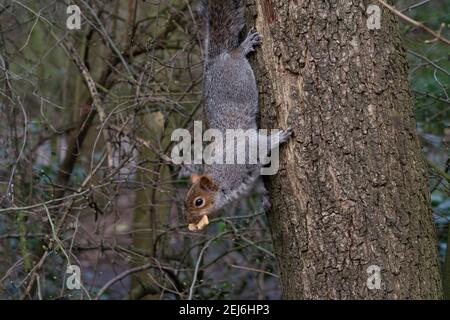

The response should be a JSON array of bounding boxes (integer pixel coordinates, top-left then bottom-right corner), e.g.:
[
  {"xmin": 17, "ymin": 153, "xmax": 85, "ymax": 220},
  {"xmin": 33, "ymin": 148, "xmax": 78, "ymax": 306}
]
[
  {"xmin": 188, "ymin": 215, "xmax": 209, "ymax": 231},
  {"xmin": 185, "ymin": 207, "xmax": 212, "ymax": 231}
]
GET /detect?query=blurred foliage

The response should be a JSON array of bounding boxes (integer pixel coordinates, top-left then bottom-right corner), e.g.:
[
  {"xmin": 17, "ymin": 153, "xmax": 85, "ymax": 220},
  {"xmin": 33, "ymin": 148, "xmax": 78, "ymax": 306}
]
[{"xmin": 398, "ymin": 0, "xmax": 450, "ymax": 261}]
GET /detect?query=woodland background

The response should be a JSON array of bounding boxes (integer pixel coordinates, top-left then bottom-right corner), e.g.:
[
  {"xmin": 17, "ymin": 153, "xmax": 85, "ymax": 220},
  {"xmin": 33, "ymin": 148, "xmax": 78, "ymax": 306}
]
[{"xmin": 0, "ymin": 0, "xmax": 448, "ymax": 299}]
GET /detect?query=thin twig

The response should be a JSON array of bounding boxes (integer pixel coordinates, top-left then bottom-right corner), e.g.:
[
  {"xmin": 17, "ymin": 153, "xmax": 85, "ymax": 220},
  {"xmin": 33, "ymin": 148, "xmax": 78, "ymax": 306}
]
[
  {"xmin": 61, "ymin": 39, "xmax": 114, "ymax": 170},
  {"xmin": 95, "ymin": 262, "xmax": 154, "ymax": 299},
  {"xmin": 376, "ymin": 0, "xmax": 450, "ymax": 45},
  {"xmin": 188, "ymin": 231, "xmax": 231, "ymax": 300},
  {"xmin": 229, "ymin": 264, "xmax": 279, "ymax": 278}
]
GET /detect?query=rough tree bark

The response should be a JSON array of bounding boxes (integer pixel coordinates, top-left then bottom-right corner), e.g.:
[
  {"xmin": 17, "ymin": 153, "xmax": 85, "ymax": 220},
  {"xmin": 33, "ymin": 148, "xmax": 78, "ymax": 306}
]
[{"xmin": 250, "ymin": 0, "xmax": 443, "ymax": 299}]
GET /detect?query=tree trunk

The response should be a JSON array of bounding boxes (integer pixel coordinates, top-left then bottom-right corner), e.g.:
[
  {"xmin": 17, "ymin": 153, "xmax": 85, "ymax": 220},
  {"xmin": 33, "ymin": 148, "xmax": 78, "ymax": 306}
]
[
  {"xmin": 250, "ymin": 0, "xmax": 442, "ymax": 299},
  {"xmin": 131, "ymin": 111, "xmax": 166, "ymax": 299},
  {"xmin": 443, "ymin": 227, "xmax": 450, "ymax": 299}
]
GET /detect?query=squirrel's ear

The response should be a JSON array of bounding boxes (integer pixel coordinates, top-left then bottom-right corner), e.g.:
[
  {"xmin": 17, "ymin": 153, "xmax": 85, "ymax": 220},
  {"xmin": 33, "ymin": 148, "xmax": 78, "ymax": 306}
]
[
  {"xmin": 190, "ymin": 173, "xmax": 201, "ymax": 184},
  {"xmin": 199, "ymin": 175, "xmax": 219, "ymax": 191}
]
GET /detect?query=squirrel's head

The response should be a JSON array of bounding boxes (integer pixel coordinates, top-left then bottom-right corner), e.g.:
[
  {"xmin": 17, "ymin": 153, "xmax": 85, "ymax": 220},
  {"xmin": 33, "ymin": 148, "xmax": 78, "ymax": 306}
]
[{"xmin": 184, "ymin": 173, "xmax": 219, "ymax": 221}]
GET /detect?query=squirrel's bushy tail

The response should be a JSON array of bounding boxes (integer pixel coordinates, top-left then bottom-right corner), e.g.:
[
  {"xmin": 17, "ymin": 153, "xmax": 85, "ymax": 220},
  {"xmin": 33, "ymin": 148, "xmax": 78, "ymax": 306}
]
[{"xmin": 198, "ymin": 0, "xmax": 245, "ymax": 58}]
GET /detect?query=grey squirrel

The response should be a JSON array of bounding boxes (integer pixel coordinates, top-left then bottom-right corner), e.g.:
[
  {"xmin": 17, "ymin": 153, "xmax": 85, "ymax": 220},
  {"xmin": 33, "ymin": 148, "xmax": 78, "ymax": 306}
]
[{"xmin": 184, "ymin": 0, "xmax": 292, "ymax": 230}]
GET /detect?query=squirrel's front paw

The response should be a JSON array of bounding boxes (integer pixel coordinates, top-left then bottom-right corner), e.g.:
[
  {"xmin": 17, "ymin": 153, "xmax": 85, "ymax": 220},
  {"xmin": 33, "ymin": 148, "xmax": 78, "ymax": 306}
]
[
  {"xmin": 241, "ymin": 27, "xmax": 262, "ymax": 55},
  {"xmin": 279, "ymin": 128, "xmax": 294, "ymax": 143}
]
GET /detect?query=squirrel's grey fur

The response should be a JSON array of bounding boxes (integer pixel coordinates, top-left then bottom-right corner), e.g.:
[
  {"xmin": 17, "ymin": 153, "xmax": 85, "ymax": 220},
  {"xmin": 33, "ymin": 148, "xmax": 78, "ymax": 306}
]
[
  {"xmin": 202, "ymin": 0, "xmax": 263, "ymax": 208},
  {"xmin": 185, "ymin": 0, "xmax": 292, "ymax": 217},
  {"xmin": 198, "ymin": 0, "xmax": 246, "ymax": 59}
]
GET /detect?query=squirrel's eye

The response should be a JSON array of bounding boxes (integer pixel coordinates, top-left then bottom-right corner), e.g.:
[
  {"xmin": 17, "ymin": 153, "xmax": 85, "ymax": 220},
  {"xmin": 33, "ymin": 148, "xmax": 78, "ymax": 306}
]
[{"xmin": 194, "ymin": 197, "xmax": 204, "ymax": 208}]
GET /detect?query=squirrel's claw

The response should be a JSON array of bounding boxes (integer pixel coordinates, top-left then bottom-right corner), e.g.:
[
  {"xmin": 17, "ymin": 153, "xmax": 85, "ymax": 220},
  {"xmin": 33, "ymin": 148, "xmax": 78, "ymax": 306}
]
[
  {"xmin": 279, "ymin": 128, "xmax": 294, "ymax": 143},
  {"xmin": 241, "ymin": 27, "xmax": 262, "ymax": 55}
]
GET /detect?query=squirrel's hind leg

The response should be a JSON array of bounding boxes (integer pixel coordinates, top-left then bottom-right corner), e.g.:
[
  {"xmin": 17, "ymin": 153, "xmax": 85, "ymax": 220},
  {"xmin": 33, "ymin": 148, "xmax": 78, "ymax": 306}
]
[{"xmin": 240, "ymin": 27, "xmax": 262, "ymax": 56}]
